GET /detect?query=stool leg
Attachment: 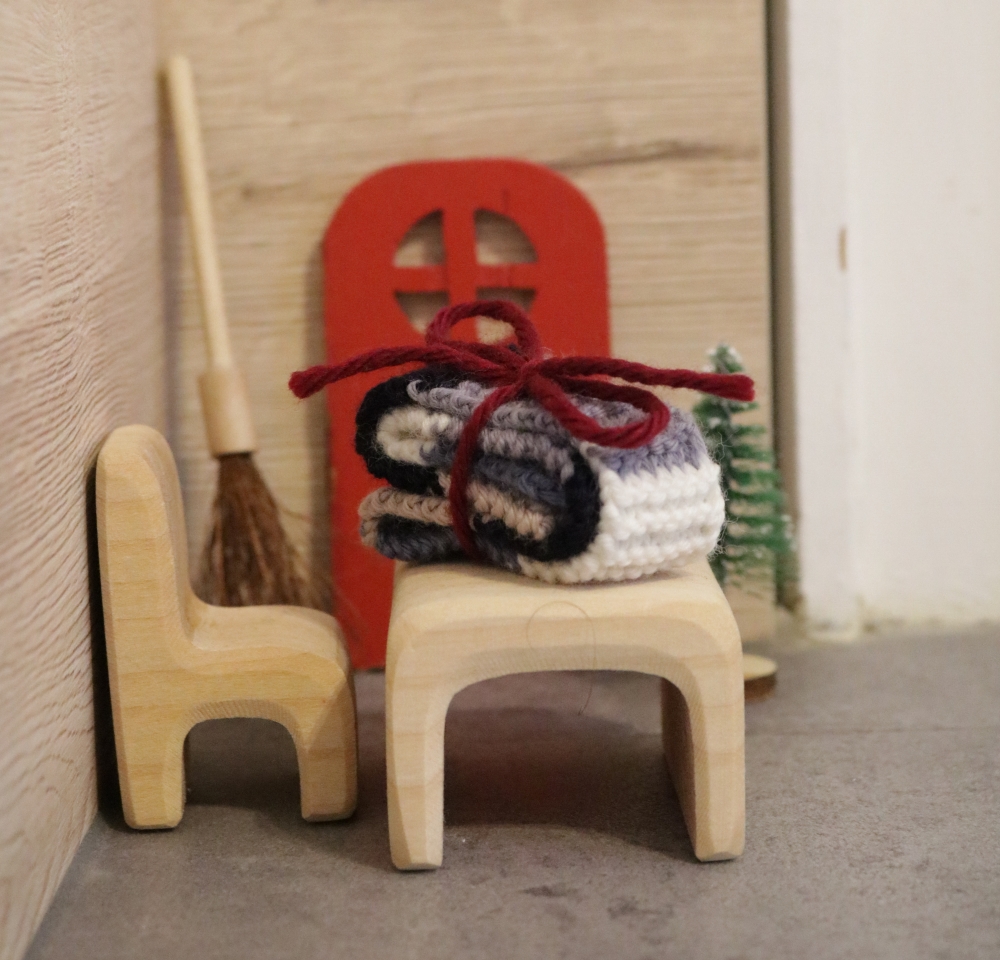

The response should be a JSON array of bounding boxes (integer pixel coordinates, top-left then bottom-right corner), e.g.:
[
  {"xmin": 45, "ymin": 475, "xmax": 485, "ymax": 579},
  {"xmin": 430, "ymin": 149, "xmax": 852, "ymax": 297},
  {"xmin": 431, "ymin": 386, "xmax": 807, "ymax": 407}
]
[
  {"xmin": 117, "ymin": 722, "xmax": 187, "ymax": 829},
  {"xmin": 661, "ymin": 670, "xmax": 745, "ymax": 861},
  {"xmin": 385, "ymin": 678, "xmax": 449, "ymax": 870},
  {"xmin": 294, "ymin": 684, "xmax": 358, "ymax": 821}
]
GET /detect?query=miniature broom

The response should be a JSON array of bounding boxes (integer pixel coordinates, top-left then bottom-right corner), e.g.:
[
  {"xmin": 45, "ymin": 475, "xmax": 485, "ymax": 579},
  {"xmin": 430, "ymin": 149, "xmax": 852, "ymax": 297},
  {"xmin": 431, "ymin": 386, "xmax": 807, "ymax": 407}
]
[{"xmin": 166, "ymin": 54, "xmax": 315, "ymax": 608}]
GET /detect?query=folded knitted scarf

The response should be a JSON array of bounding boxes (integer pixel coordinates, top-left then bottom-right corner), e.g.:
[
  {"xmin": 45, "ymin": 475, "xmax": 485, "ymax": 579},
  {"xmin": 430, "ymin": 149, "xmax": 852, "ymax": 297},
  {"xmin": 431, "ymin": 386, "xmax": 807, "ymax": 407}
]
[
  {"xmin": 353, "ymin": 366, "xmax": 725, "ymax": 584},
  {"xmin": 290, "ymin": 299, "xmax": 754, "ymax": 584}
]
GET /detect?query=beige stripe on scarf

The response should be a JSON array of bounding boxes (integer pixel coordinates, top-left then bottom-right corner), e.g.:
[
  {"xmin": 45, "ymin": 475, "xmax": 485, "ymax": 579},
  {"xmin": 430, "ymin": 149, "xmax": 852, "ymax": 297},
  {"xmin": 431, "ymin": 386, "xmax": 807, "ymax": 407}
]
[{"xmin": 359, "ymin": 481, "xmax": 554, "ymax": 541}]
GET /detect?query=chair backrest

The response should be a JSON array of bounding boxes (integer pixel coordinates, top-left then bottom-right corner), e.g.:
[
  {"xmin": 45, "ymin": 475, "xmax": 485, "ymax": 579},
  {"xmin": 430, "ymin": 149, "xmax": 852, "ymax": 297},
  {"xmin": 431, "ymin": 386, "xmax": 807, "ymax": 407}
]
[
  {"xmin": 324, "ymin": 158, "xmax": 610, "ymax": 668},
  {"xmin": 96, "ymin": 425, "xmax": 195, "ymax": 668}
]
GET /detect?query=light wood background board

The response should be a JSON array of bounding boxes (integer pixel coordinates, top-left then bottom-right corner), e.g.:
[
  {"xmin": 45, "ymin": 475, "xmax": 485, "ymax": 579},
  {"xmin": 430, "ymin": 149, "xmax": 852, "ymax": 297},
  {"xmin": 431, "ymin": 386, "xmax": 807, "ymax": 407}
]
[
  {"xmin": 0, "ymin": 2, "xmax": 164, "ymax": 956},
  {"xmin": 157, "ymin": 0, "xmax": 771, "ymax": 619}
]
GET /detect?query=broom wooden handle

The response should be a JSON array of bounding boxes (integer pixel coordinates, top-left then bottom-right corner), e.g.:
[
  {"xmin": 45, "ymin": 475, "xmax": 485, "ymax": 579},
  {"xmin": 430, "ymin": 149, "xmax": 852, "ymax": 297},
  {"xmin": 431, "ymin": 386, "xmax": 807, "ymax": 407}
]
[{"xmin": 166, "ymin": 54, "xmax": 257, "ymax": 456}]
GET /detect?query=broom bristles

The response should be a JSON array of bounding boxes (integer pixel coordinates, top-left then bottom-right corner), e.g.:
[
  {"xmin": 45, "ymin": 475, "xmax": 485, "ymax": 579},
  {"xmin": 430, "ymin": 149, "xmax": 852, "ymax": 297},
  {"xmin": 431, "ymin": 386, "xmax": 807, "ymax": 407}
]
[{"xmin": 198, "ymin": 453, "xmax": 321, "ymax": 608}]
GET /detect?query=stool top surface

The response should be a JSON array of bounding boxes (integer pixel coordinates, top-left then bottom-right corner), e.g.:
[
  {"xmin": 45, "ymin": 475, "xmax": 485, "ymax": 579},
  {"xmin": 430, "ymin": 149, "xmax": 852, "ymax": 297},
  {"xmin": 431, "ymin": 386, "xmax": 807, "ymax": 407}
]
[{"xmin": 388, "ymin": 557, "xmax": 740, "ymax": 653}]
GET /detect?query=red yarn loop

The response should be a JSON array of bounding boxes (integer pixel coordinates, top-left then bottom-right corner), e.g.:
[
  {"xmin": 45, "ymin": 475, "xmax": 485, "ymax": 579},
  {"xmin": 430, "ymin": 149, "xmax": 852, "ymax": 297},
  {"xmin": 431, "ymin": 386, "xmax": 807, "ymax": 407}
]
[{"xmin": 289, "ymin": 299, "xmax": 754, "ymax": 560}]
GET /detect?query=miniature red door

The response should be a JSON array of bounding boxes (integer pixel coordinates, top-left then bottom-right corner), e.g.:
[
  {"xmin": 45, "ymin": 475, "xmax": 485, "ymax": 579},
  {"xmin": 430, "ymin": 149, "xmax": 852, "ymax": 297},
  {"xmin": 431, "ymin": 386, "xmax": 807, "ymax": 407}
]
[{"xmin": 324, "ymin": 158, "xmax": 609, "ymax": 668}]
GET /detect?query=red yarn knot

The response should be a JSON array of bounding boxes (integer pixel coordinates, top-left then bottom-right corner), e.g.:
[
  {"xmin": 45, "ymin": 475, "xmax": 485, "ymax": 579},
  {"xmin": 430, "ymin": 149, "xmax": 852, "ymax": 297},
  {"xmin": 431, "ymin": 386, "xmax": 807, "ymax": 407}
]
[{"xmin": 289, "ymin": 300, "xmax": 754, "ymax": 560}]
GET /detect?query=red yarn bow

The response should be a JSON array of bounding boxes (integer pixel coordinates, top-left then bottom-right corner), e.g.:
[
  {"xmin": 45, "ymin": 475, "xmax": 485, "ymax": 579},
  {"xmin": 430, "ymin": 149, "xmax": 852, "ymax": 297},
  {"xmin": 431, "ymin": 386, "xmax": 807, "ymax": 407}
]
[{"xmin": 290, "ymin": 300, "xmax": 754, "ymax": 559}]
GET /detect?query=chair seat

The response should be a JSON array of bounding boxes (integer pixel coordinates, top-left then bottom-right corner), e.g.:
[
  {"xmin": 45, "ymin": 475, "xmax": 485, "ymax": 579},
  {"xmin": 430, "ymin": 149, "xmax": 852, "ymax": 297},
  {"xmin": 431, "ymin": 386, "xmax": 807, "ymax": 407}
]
[{"xmin": 385, "ymin": 557, "xmax": 745, "ymax": 869}]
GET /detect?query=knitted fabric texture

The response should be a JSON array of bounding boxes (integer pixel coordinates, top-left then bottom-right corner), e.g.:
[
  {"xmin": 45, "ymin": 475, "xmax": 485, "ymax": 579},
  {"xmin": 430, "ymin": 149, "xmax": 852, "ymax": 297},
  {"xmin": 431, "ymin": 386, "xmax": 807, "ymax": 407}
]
[
  {"xmin": 290, "ymin": 299, "xmax": 754, "ymax": 561},
  {"xmin": 353, "ymin": 367, "xmax": 725, "ymax": 584}
]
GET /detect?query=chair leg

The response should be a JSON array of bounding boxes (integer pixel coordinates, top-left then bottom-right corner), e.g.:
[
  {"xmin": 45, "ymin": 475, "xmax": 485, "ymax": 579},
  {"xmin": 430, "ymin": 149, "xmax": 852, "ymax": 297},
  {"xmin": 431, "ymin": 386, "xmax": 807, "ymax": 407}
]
[
  {"xmin": 117, "ymin": 722, "xmax": 187, "ymax": 829},
  {"xmin": 385, "ymin": 677, "xmax": 450, "ymax": 870},
  {"xmin": 294, "ymin": 684, "xmax": 359, "ymax": 821},
  {"xmin": 661, "ymin": 669, "xmax": 745, "ymax": 861}
]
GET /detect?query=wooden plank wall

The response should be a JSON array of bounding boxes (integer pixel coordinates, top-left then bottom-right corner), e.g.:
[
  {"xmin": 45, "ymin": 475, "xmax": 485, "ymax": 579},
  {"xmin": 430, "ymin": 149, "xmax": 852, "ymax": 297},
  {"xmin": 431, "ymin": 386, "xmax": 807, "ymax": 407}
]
[
  {"xmin": 158, "ymin": 1, "xmax": 770, "ymax": 624},
  {"xmin": 0, "ymin": 2, "xmax": 164, "ymax": 956}
]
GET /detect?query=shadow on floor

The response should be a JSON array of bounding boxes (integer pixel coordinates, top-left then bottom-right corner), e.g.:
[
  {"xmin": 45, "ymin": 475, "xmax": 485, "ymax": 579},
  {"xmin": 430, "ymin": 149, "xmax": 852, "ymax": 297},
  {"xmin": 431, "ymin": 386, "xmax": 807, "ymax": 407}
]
[{"xmin": 173, "ymin": 695, "xmax": 693, "ymax": 872}]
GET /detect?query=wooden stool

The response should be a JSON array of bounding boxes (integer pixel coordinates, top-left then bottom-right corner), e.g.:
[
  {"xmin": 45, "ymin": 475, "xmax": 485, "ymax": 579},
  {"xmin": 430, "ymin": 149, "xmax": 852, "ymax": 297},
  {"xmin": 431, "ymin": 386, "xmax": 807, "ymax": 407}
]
[
  {"xmin": 385, "ymin": 559, "xmax": 745, "ymax": 869},
  {"xmin": 96, "ymin": 425, "xmax": 357, "ymax": 829}
]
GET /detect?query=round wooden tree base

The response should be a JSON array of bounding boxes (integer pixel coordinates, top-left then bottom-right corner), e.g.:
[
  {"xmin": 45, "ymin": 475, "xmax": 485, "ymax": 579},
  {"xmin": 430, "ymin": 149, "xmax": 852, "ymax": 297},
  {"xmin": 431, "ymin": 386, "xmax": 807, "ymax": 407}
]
[{"xmin": 743, "ymin": 653, "xmax": 777, "ymax": 702}]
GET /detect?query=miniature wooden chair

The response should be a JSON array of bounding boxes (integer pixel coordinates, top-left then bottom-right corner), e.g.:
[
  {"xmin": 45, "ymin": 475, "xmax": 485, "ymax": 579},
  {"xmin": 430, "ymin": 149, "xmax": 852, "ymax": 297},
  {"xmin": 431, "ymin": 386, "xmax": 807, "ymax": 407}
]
[
  {"xmin": 96, "ymin": 425, "xmax": 357, "ymax": 829},
  {"xmin": 385, "ymin": 559, "xmax": 745, "ymax": 869}
]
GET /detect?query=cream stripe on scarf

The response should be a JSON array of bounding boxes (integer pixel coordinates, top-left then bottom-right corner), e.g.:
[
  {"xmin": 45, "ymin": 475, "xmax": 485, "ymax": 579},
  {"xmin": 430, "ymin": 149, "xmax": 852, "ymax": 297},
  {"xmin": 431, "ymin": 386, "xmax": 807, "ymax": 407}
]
[{"xmin": 359, "ymin": 481, "xmax": 554, "ymax": 541}]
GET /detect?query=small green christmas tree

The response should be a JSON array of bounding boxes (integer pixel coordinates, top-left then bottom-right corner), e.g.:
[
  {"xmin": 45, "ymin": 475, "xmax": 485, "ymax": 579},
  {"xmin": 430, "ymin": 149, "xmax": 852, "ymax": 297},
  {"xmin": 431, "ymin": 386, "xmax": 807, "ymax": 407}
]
[{"xmin": 693, "ymin": 344, "xmax": 796, "ymax": 603}]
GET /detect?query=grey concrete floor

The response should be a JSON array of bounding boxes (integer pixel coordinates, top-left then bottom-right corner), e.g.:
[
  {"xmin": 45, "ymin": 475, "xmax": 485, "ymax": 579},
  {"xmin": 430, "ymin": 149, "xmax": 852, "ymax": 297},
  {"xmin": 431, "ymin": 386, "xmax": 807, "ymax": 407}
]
[{"xmin": 27, "ymin": 629, "xmax": 1000, "ymax": 960}]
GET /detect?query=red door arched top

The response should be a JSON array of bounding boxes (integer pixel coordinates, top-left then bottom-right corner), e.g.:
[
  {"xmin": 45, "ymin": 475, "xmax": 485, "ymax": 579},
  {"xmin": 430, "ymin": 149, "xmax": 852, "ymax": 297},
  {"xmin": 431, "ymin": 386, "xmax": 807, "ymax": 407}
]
[{"xmin": 324, "ymin": 158, "xmax": 610, "ymax": 668}]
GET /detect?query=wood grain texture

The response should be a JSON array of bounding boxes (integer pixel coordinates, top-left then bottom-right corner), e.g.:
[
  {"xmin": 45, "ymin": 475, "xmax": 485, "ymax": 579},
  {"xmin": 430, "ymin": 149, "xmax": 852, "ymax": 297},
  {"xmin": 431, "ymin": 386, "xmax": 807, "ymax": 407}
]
[
  {"xmin": 385, "ymin": 558, "xmax": 745, "ymax": 869},
  {"xmin": 0, "ymin": 2, "xmax": 164, "ymax": 955},
  {"xmin": 157, "ymin": 0, "xmax": 771, "ymax": 628},
  {"xmin": 97, "ymin": 426, "xmax": 356, "ymax": 829}
]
